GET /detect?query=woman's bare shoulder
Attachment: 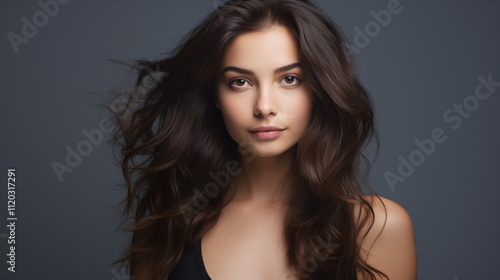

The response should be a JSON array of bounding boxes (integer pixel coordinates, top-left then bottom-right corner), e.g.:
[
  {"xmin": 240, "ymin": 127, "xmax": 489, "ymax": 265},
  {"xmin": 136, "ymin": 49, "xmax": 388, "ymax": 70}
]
[
  {"xmin": 354, "ymin": 195, "xmax": 411, "ymax": 228},
  {"xmin": 354, "ymin": 195, "xmax": 417, "ymax": 279}
]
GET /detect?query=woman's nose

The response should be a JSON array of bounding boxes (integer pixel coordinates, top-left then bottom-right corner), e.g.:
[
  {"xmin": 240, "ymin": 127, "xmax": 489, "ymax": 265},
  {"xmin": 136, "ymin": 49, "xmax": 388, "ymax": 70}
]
[{"xmin": 253, "ymin": 85, "xmax": 277, "ymax": 118}]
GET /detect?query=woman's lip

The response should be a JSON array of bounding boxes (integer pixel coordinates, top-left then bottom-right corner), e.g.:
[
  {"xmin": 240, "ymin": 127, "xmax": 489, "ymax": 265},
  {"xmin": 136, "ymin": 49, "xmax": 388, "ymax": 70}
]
[
  {"xmin": 250, "ymin": 129, "xmax": 284, "ymax": 140},
  {"xmin": 249, "ymin": 126, "xmax": 285, "ymax": 132}
]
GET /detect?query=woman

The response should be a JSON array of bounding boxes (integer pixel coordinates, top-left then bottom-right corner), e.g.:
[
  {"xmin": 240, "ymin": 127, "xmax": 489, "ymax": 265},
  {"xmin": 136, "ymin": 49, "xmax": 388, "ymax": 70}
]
[{"xmin": 107, "ymin": 0, "xmax": 417, "ymax": 279}]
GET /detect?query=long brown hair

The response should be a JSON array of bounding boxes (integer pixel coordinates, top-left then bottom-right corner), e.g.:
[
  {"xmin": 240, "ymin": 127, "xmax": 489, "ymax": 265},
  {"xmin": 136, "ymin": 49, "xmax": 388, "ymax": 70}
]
[{"xmin": 106, "ymin": 0, "xmax": 388, "ymax": 279}]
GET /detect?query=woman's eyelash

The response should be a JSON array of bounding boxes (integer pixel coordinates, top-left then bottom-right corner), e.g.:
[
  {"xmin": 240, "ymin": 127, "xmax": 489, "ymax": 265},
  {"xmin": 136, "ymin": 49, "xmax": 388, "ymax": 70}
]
[{"xmin": 227, "ymin": 75, "xmax": 302, "ymax": 88}]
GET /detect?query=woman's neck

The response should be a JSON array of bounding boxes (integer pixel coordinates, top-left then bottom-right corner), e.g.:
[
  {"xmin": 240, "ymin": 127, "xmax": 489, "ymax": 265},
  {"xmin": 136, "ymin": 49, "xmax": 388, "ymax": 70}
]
[{"xmin": 231, "ymin": 149, "xmax": 294, "ymax": 207}]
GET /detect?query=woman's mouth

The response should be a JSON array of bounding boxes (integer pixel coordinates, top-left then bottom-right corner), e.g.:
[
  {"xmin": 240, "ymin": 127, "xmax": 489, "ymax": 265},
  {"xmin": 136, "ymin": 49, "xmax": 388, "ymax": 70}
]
[{"xmin": 250, "ymin": 127, "xmax": 285, "ymax": 140}]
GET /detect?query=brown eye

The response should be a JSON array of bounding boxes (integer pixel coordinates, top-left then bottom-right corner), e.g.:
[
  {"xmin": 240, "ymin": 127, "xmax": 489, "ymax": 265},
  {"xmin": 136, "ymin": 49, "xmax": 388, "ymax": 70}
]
[
  {"xmin": 229, "ymin": 78, "xmax": 249, "ymax": 88},
  {"xmin": 282, "ymin": 75, "xmax": 300, "ymax": 86}
]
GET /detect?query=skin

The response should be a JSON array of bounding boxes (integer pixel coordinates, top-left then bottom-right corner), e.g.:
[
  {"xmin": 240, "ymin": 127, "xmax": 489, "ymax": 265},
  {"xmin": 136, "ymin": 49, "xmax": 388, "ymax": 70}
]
[{"xmin": 355, "ymin": 195, "xmax": 418, "ymax": 280}]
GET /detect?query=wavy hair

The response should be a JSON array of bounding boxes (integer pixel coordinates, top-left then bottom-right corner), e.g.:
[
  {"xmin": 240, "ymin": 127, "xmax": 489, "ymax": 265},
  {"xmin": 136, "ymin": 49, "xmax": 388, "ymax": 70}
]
[{"xmin": 106, "ymin": 0, "xmax": 388, "ymax": 279}]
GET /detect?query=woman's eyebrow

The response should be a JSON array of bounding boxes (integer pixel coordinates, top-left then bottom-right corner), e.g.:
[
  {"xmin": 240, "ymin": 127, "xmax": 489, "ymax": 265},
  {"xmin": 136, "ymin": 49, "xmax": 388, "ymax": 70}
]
[{"xmin": 220, "ymin": 62, "xmax": 301, "ymax": 75}]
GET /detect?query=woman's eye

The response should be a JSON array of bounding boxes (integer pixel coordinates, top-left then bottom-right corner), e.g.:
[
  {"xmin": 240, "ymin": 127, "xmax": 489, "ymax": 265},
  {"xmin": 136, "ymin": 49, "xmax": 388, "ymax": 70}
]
[
  {"xmin": 229, "ymin": 79, "xmax": 249, "ymax": 88},
  {"xmin": 281, "ymin": 76, "xmax": 300, "ymax": 86},
  {"xmin": 228, "ymin": 76, "xmax": 301, "ymax": 89}
]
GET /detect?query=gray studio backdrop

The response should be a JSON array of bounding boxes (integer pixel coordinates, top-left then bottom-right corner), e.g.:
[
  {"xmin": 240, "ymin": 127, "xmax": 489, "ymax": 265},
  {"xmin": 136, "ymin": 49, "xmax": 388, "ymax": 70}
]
[{"xmin": 1, "ymin": 0, "xmax": 499, "ymax": 279}]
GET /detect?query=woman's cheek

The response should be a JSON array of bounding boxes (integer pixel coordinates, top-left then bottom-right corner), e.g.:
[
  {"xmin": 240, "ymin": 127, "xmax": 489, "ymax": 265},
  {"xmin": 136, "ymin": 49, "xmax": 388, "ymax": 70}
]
[
  {"xmin": 220, "ymin": 99, "xmax": 249, "ymax": 136},
  {"xmin": 291, "ymin": 94, "xmax": 313, "ymax": 131}
]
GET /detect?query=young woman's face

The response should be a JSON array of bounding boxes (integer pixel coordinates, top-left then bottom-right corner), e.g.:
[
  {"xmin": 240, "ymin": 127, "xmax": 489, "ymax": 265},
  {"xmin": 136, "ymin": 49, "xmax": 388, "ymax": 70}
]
[{"xmin": 215, "ymin": 24, "xmax": 314, "ymax": 158}]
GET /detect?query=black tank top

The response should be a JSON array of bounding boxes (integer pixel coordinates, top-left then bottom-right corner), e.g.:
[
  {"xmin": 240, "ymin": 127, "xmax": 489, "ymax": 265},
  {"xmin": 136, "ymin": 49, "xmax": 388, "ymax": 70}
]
[{"xmin": 168, "ymin": 240, "xmax": 358, "ymax": 280}]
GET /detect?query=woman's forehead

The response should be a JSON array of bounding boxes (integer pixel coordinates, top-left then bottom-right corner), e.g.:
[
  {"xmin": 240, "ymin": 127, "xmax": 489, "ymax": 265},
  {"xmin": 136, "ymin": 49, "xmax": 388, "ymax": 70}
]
[{"xmin": 220, "ymin": 25, "xmax": 300, "ymax": 73}]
